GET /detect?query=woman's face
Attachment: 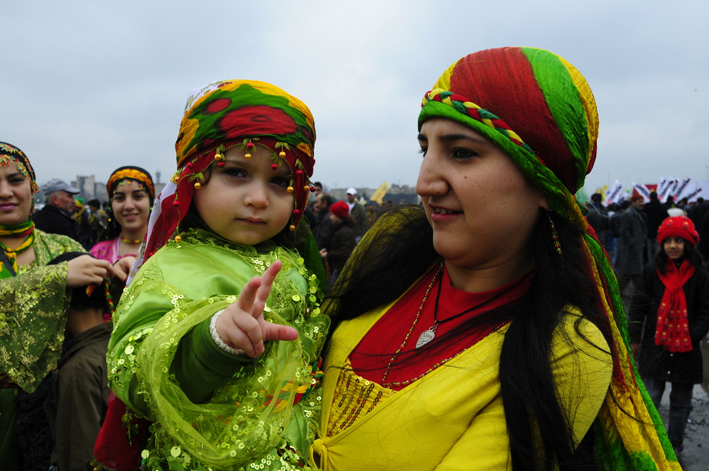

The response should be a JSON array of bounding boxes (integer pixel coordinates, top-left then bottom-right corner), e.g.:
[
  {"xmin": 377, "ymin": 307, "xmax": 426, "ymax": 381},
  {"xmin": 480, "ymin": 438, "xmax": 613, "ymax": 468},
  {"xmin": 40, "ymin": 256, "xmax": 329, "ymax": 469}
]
[
  {"xmin": 0, "ymin": 162, "xmax": 33, "ymax": 227},
  {"xmin": 111, "ymin": 180, "xmax": 151, "ymax": 234},
  {"xmin": 193, "ymin": 145, "xmax": 294, "ymax": 246},
  {"xmin": 663, "ymin": 236, "xmax": 686, "ymax": 260},
  {"xmin": 416, "ymin": 118, "xmax": 547, "ymax": 271}
]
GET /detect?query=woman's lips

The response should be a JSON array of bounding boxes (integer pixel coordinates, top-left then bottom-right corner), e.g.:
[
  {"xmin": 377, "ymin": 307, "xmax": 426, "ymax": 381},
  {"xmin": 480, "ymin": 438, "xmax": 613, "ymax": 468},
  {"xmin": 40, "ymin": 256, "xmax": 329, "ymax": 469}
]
[
  {"xmin": 0, "ymin": 203, "xmax": 17, "ymax": 211},
  {"xmin": 429, "ymin": 205, "xmax": 462, "ymax": 222}
]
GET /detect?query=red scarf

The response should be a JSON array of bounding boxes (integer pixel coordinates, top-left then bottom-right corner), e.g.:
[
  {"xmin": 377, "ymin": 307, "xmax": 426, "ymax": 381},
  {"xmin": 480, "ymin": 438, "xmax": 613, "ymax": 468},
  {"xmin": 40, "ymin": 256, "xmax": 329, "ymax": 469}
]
[{"xmin": 655, "ymin": 259, "xmax": 695, "ymax": 352}]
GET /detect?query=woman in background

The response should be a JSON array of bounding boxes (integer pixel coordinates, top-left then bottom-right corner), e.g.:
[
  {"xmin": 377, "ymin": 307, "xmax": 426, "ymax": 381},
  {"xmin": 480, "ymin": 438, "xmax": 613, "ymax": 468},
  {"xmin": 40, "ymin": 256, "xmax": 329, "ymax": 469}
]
[
  {"xmin": 91, "ymin": 166, "xmax": 154, "ymax": 264},
  {"xmin": 630, "ymin": 216, "xmax": 709, "ymax": 458}
]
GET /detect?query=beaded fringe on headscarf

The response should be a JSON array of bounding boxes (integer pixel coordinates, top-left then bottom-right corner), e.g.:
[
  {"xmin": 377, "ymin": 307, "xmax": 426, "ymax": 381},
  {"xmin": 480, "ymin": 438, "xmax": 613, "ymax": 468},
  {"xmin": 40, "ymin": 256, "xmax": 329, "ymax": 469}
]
[{"xmin": 419, "ymin": 47, "xmax": 680, "ymax": 470}]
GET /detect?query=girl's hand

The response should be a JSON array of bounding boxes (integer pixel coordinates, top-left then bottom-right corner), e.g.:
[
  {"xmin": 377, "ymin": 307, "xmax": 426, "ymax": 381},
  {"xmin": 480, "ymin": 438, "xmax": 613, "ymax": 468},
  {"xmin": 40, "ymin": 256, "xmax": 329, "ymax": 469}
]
[
  {"xmin": 216, "ymin": 261, "xmax": 299, "ymax": 358},
  {"xmin": 66, "ymin": 256, "xmax": 113, "ymax": 288},
  {"xmin": 112, "ymin": 256, "xmax": 136, "ymax": 282}
]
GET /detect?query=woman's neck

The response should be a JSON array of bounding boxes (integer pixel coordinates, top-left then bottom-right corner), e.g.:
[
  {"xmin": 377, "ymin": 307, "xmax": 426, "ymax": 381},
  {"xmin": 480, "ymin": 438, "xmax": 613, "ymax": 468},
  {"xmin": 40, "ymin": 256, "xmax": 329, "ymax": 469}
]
[
  {"xmin": 445, "ymin": 250, "xmax": 535, "ymax": 293},
  {"xmin": 0, "ymin": 234, "xmax": 29, "ymax": 250},
  {"xmin": 120, "ymin": 226, "xmax": 146, "ymax": 243}
]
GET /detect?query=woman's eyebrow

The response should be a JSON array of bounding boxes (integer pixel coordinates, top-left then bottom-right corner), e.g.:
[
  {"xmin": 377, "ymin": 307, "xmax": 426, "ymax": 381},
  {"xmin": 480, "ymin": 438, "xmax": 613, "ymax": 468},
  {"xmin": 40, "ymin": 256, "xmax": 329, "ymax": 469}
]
[{"xmin": 438, "ymin": 133, "xmax": 488, "ymax": 145}]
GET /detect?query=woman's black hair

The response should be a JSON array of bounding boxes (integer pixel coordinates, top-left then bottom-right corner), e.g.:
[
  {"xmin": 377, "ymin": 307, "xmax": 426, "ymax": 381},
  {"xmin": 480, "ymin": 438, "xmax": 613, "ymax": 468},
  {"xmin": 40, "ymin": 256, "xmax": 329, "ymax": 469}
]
[
  {"xmin": 654, "ymin": 237, "xmax": 706, "ymax": 273},
  {"xmin": 101, "ymin": 166, "xmax": 155, "ymax": 242},
  {"xmin": 324, "ymin": 205, "xmax": 613, "ymax": 471}
]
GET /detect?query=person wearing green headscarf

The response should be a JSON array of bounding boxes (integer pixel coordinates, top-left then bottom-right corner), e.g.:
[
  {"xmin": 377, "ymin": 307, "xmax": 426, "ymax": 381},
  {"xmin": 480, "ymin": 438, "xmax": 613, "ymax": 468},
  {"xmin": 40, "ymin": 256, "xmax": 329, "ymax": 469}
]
[
  {"xmin": 312, "ymin": 48, "xmax": 680, "ymax": 471},
  {"xmin": 0, "ymin": 142, "xmax": 121, "ymax": 469}
]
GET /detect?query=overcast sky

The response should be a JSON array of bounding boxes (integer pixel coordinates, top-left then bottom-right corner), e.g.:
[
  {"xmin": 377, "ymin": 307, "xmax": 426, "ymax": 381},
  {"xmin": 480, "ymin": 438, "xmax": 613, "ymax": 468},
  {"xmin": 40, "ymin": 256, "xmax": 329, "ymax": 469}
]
[{"xmin": 2, "ymin": 0, "xmax": 708, "ymax": 196}]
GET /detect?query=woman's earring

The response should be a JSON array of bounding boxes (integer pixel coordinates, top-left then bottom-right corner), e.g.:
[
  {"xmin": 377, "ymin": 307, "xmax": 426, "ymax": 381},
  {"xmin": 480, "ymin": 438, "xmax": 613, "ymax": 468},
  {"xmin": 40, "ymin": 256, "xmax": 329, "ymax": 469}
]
[{"xmin": 548, "ymin": 210, "xmax": 563, "ymax": 256}]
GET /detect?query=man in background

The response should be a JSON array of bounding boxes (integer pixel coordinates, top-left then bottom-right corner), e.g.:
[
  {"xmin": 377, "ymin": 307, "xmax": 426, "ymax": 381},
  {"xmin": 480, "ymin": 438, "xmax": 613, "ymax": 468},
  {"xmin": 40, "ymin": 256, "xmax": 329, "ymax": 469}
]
[
  {"xmin": 34, "ymin": 179, "xmax": 82, "ymax": 243},
  {"xmin": 345, "ymin": 188, "xmax": 368, "ymax": 241}
]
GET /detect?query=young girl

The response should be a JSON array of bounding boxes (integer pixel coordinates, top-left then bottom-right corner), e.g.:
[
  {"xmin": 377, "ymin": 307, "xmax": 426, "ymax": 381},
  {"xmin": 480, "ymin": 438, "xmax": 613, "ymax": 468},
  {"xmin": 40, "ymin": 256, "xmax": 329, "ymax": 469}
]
[
  {"xmin": 91, "ymin": 166, "xmax": 154, "ymax": 264},
  {"xmin": 630, "ymin": 216, "xmax": 709, "ymax": 457},
  {"xmin": 104, "ymin": 80, "xmax": 329, "ymax": 471}
]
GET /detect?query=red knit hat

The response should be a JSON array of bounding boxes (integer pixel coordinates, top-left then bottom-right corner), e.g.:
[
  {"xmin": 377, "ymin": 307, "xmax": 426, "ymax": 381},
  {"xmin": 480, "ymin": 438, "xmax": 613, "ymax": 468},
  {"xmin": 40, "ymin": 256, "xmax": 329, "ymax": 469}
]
[
  {"xmin": 630, "ymin": 189, "xmax": 644, "ymax": 201},
  {"xmin": 330, "ymin": 200, "xmax": 350, "ymax": 219},
  {"xmin": 657, "ymin": 216, "xmax": 699, "ymax": 246}
]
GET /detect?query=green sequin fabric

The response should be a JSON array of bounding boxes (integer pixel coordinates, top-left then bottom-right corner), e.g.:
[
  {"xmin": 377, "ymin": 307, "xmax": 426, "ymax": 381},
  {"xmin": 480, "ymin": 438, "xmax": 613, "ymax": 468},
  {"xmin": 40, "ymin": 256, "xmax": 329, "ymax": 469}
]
[
  {"xmin": 0, "ymin": 230, "xmax": 84, "ymax": 392},
  {"xmin": 108, "ymin": 229, "xmax": 330, "ymax": 470}
]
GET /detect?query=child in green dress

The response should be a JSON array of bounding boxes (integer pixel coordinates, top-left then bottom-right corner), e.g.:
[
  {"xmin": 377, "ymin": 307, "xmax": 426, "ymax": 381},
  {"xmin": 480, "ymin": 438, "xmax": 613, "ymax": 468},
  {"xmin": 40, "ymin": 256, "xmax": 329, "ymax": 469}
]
[{"xmin": 99, "ymin": 80, "xmax": 329, "ymax": 471}]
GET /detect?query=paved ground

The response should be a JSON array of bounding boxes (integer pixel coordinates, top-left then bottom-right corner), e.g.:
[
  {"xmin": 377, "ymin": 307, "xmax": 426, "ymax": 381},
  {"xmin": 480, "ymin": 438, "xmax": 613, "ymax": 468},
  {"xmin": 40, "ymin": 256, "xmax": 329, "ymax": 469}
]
[{"xmin": 653, "ymin": 338, "xmax": 709, "ymax": 470}]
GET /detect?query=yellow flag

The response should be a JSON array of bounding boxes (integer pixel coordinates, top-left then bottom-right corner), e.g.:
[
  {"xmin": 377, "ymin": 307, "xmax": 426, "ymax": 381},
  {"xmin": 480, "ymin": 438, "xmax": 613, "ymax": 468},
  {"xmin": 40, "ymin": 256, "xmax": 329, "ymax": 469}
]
[{"xmin": 370, "ymin": 182, "xmax": 390, "ymax": 204}]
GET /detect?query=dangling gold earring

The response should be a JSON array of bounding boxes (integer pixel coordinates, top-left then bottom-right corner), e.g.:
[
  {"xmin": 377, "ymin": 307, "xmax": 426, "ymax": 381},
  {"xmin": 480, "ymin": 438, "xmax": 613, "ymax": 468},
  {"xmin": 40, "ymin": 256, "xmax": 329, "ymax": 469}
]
[{"xmin": 548, "ymin": 210, "xmax": 562, "ymax": 256}]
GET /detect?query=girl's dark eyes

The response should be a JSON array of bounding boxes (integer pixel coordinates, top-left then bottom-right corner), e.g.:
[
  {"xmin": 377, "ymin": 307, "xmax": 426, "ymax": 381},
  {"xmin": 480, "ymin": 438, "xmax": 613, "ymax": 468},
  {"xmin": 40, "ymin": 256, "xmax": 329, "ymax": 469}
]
[
  {"xmin": 224, "ymin": 168, "xmax": 247, "ymax": 178},
  {"xmin": 271, "ymin": 176, "xmax": 290, "ymax": 187}
]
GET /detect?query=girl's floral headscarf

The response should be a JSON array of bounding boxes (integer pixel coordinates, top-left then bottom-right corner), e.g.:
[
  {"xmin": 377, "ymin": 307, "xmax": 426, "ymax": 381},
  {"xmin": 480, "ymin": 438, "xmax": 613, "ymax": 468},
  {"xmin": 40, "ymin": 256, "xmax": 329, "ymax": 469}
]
[
  {"xmin": 0, "ymin": 142, "xmax": 39, "ymax": 196},
  {"xmin": 140, "ymin": 80, "xmax": 316, "ymax": 265},
  {"xmin": 107, "ymin": 166, "xmax": 155, "ymax": 203},
  {"xmin": 419, "ymin": 47, "xmax": 680, "ymax": 470}
]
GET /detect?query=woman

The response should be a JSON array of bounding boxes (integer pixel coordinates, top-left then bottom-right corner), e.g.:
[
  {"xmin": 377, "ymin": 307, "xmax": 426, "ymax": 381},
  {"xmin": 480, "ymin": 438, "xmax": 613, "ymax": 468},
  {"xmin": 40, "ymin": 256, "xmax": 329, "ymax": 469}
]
[
  {"xmin": 630, "ymin": 216, "xmax": 709, "ymax": 457},
  {"xmin": 91, "ymin": 166, "xmax": 154, "ymax": 264},
  {"xmin": 311, "ymin": 48, "xmax": 679, "ymax": 470},
  {"xmin": 0, "ymin": 142, "xmax": 117, "ymax": 468}
]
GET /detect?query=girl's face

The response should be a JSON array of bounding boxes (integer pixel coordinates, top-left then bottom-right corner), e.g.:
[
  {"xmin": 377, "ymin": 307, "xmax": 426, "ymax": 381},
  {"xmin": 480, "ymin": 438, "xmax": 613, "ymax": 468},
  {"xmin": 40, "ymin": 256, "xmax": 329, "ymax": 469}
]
[
  {"xmin": 663, "ymin": 236, "xmax": 686, "ymax": 260},
  {"xmin": 416, "ymin": 118, "xmax": 547, "ymax": 271},
  {"xmin": 0, "ymin": 162, "xmax": 33, "ymax": 227},
  {"xmin": 111, "ymin": 180, "xmax": 151, "ymax": 234},
  {"xmin": 193, "ymin": 145, "xmax": 294, "ymax": 246}
]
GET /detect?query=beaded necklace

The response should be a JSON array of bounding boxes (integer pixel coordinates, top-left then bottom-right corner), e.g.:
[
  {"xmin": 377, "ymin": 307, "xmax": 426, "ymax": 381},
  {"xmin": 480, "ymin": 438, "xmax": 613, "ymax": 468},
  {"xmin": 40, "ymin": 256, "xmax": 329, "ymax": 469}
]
[
  {"xmin": 380, "ymin": 263, "xmax": 442, "ymax": 387},
  {"xmin": 120, "ymin": 236, "xmax": 143, "ymax": 244}
]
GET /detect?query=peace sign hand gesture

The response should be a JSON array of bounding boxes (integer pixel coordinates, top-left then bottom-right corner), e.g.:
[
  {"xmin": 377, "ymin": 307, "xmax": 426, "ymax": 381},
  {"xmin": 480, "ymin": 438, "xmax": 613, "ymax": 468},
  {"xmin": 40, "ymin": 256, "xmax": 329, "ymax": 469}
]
[{"xmin": 215, "ymin": 261, "xmax": 299, "ymax": 358}]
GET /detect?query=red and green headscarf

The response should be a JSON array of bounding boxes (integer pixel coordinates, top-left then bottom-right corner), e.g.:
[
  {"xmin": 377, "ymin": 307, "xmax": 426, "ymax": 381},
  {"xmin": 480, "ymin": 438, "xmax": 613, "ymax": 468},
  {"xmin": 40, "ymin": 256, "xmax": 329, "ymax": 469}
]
[
  {"xmin": 419, "ymin": 47, "xmax": 597, "ymax": 230},
  {"xmin": 142, "ymin": 80, "xmax": 317, "ymax": 262},
  {"xmin": 419, "ymin": 48, "xmax": 680, "ymax": 470}
]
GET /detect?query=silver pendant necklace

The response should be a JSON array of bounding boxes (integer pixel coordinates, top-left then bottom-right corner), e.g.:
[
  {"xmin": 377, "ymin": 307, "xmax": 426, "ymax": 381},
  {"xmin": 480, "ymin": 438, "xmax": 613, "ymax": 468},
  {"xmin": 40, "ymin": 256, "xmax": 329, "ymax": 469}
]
[{"xmin": 415, "ymin": 266, "xmax": 531, "ymax": 349}]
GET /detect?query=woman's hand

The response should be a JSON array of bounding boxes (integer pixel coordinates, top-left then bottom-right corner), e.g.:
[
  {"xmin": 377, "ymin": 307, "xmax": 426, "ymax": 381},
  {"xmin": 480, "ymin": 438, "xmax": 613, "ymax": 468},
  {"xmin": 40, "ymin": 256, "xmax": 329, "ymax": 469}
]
[
  {"xmin": 216, "ymin": 261, "xmax": 299, "ymax": 358},
  {"xmin": 66, "ymin": 256, "xmax": 113, "ymax": 288},
  {"xmin": 112, "ymin": 256, "xmax": 136, "ymax": 282}
]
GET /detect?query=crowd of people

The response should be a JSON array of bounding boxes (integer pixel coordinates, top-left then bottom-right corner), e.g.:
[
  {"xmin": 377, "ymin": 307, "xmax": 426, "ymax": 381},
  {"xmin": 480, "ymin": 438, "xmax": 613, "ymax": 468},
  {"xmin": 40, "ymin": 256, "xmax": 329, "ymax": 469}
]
[{"xmin": 1, "ymin": 46, "xmax": 706, "ymax": 471}]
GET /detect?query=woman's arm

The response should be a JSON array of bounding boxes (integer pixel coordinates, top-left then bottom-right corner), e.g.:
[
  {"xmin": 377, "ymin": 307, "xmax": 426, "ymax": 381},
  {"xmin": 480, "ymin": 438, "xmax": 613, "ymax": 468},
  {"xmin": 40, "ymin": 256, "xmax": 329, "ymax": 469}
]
[{"xmin": 0, "ymin": 264, "xmax": 71, "ymax": 392}]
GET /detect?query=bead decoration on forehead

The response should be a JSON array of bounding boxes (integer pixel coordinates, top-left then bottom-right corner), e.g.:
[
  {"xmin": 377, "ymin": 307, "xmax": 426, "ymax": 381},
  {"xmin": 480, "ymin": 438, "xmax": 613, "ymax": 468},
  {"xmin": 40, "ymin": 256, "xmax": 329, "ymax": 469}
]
[
  {"xmin": 169, "ymin": 136, "xmax": 315, "ymax": 239},
  {"xmin": 0, "ymin": 146, "xmax": 39, "ymax": 194},
  {"xmin": 107, "ymin": 169, "xmax": 155, "ymax": 200}
]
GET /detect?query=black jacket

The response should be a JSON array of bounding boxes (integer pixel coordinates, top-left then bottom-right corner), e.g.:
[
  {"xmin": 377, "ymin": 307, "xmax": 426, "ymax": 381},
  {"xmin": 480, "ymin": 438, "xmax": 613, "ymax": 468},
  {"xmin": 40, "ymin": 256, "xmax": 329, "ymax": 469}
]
[
  {"xmin": 44, "ymin": 323, "xmax": 111, "ymax": 471},
  {"xmin": 643, "ymin": 199, "xmax": 669, "ymax": 239},
  {"xmin": 327, "ymin": 219, "xmax": 356, "ymax": 273},
  {"xmin": 629, "ymin": 263, "xmax": 709, "ymax": 383},
  {"xmin": 33, "ymin": 204, "xmax": 81, "ymax": 243}
]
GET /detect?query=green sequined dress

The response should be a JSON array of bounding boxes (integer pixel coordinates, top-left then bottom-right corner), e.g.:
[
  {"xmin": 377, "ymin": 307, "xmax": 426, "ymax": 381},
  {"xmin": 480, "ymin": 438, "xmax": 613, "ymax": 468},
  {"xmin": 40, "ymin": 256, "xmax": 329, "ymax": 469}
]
[
  {"xmin": 108, "ymin": 229, "xmax": 330, "ymax": 471},
  {"xmin": 0, "ymin": 230, "xmax": 84, "ymax": 466}
]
